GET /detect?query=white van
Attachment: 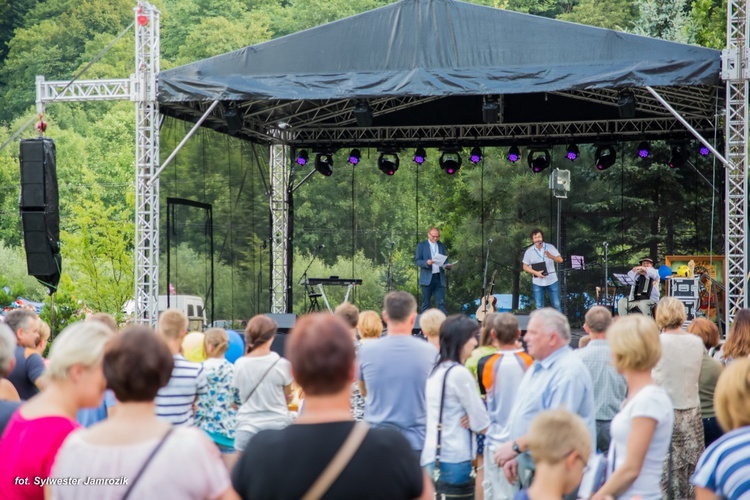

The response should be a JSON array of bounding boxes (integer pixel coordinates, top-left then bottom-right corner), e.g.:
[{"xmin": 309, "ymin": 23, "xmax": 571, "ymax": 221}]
[{"xmin": 158, "ymin": 295, "xmax": 206, "ymax": 331}]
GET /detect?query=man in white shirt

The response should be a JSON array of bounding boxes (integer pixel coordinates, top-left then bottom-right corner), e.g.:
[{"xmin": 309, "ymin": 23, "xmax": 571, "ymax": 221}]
[
  {"xmin": 617, "ymin": 257, "xmax": 660, "ymax": 317},
  {"xmin": 522, "ymin": 228, "xmax": 563, "ymax": 312}
]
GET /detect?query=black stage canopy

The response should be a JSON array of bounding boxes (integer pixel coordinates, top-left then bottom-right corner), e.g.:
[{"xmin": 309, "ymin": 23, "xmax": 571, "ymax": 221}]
[{"xmin": 158, "ymin": 0, "xmax": 723, "ymax": 149}]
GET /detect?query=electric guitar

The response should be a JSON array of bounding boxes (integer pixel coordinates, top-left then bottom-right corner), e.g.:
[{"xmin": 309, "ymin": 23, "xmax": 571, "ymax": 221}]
[{"xmin": 476, "ymin": 270, "xmax": 498, "ymax": 322}]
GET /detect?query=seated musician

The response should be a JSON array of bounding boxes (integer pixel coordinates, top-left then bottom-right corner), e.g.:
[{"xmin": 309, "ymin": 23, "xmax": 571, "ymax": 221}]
[{"xmin": 617, "ymin": 257, "xmax": 660, "ymax": 317}]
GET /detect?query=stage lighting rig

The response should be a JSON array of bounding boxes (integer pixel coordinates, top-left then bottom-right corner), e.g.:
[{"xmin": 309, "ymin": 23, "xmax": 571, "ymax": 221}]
[
  {"xmin": 637, "ymin": 142, "xmax": 651, "ymax": 159},
  {"xmin": 378, "ymin": 153, "xmax": 400, "ymax": 175},
  {"xmin": 595, "ymin": 146, "xmax": 616, "ymax": 170},
  {"xmin": 469, "ymin": 146, "xmax": 482, "ymax": 164},
  {"xmin": 296, "ymin": 150, "xmax": 309, "ymax": 166},
  {"xmin": 413, "ymin": 147, "xmax": 426, "ymax": 165},
  {"xmin": 314, "ymin": 153, "xmax": 333, "ymax": 176},
  {"xmin": 507, "ymin": 145, "xmax": 520, "ymax": 163},
  {"xmin": 566, "ymin": 144, "xmax": 579, "ymax": 162},
  {"xmin": 348, "ymin": 149, "xmax": 361, "ymax": 165},
  {"xmin": 527, "ymin": 150, "xmax": 551, "ymax": 173}
]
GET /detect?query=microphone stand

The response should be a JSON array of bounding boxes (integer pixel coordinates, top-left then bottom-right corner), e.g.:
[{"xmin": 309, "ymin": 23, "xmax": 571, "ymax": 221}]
[
  {"xmin": 603, "ymin": 242, "xmax": 609, "ymax": 305},
  {"xmin": 386, "ymin": 242, "xmax": 395, "ymax": 293},
  {"xmin": 481, "ymin": 240, "xmax": 492, "ymax": 300},
  {"xmin": 300, "ymin": 246, "xmax": 324, "ymax": 311}
]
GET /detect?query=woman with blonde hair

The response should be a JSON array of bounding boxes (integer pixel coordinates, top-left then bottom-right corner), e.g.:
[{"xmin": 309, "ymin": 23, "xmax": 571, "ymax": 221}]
[
  {"xmin": 0, "ymin": 321, "xmax": 113, "ymax": 500},
  {"xmin": 717, "ymin": 308, "xmax": 750, "ymax": 365},
  {"xmin": 653, "ymin": 296, "xmax": 705, "ymax": 498},
  {"xmin": 420, "ymin": 308, "xmax": 446, "ymax": 349},
  {"xmin": 233, "ymin": 315, "xmax": 294, "ymax": 453},
  {"xmin": 50, "ymin": 326, "xmax": 233, "ymax": 499},
  {"xmin": 357, "ymin": 310, "xmax": 384, "ymax": 342},
  {"xmin": 196, "ymin": 328, "xmax": 240, "ymax": 467},
  {"xmin": 591, "ymin": 315, "xmax": 674, "ymax": 500},
  {"xmin": 692, "ymin": 358, "xmax": 750, "ymax": 498},
  {"xmin": 687, "ymin": 318, "xmax": 724, "ymax": 448}
]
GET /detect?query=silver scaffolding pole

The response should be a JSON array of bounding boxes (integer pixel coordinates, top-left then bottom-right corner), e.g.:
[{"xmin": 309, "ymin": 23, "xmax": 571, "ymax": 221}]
[{"xmin": 723, "ymin": 0, "xmax": 750, "ymax": 324}]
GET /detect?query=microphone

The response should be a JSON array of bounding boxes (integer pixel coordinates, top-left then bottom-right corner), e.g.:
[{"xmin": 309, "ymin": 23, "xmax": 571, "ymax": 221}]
[
  {"xmin": 487, "ymin": 238, "xmax": 493, "ymax": 244},
  {"xmin": 390, "ymin": 241, "xmax": 396, "ymax": 247},
  {"xmin": 318, "ymin": 244, "xmax": 325, "ymax": 249}
]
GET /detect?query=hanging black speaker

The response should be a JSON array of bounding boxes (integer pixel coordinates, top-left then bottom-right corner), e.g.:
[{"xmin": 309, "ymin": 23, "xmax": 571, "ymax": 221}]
[{"xmin": 19, "ymin": 138, "xmax": 61, "ymax": 294}]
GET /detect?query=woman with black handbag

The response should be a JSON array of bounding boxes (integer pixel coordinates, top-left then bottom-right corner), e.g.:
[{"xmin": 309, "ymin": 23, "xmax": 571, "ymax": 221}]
[{"xmin": 422, "ymin": 315, "xmax": 490, "ymax": 499}]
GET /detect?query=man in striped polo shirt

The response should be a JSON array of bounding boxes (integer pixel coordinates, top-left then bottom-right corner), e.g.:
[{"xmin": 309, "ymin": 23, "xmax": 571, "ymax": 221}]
[{"xmin": 155, "ymin": 309, "xmax": 207, "ymax": 425}]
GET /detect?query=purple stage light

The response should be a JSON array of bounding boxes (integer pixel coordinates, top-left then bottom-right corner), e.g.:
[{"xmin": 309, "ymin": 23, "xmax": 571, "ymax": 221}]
[
  {"xmin": 699, "ymin": 145, "xmax": 710, "ymax": 156},
  {"xmin": 638, "ymin": 149, "xmax": 649, "ymax": 158},
  {"xmin": 349, "ymin": 156, "xmax": 359, "ymax": 165},
  {"xmin": 470, "ymin": 154, "xmax": 481, "ymax": 163},
  {"xmin": 566, "ymin": 151, "xmax": 577, "ymax": 161},
  {"xmin": 414, "ymin": 155, "xmax": 425, "ymax": 164}
]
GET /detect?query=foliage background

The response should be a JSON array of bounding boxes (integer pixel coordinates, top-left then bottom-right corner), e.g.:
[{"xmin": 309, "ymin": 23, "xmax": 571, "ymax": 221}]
[{"xmin": 0, "ymin": 0, "xmax": 727, "ymax": 330}]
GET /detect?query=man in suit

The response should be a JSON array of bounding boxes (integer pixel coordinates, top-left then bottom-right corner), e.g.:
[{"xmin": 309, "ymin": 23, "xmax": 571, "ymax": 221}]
[{"xmin": 415, "ymin": 227, "xmax": 452, "ymax": 313}]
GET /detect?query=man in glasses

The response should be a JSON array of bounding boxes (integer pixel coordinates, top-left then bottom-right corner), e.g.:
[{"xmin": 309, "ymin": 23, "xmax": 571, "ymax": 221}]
[{"xmin": 415, "ymin": 227, "xmax": 452, "ymax": 314}]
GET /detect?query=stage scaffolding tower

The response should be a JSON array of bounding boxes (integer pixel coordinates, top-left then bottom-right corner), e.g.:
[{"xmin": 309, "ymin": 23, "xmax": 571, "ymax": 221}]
[
  {"xmin": 32, "ymin": 0, "xmax": 750, "ymax": 322},
  {"xmin": 722, "ymin": 0, "xmax": 750, "ymax": 323}
]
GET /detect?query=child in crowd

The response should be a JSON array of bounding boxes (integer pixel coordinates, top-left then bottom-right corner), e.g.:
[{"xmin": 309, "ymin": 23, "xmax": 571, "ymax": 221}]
[
  {"xmin": 514, "ymin": 409, "xmax": 592, "ymax": 500},
  {"xmin": 196, "ymin": 328, "xmax": 240, "ymax": 468}
]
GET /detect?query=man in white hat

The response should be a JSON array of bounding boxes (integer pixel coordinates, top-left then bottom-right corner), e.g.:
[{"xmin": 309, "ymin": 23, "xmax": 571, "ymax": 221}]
[{"xmin": 617, "ymin": 257, "xmax": 660, "ymax": 317}]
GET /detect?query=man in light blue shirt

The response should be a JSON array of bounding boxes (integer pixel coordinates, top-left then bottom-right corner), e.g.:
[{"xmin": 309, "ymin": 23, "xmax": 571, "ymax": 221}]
[
  {"xmin": 359, "ymin": 291, "xmax": 438, "ymax": 453},
  {"xmin": 494, "ymin": 308, "xmax": 595, "ymax": 489}
]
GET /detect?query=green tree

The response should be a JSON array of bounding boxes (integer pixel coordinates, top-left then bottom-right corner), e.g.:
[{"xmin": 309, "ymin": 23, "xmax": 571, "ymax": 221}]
[
  {"xmin": 61, "ymin": 188, "xmax": 134, "ymax": 316},
  {"xmin": 557, "ymin": 0, "xmax": 638, "ymax": 30}
]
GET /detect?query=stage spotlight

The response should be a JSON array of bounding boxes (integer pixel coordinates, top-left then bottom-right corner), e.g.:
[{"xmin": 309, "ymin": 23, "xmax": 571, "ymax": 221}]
[
  {"xmin": 482, "ymin": 96, "xmax": 501, "ymax": 124},
  {"xmin": 378, "ymin": 153, "xmax": 399, "ymax": 175},
  {"xmin": 507, "ymin": 145, "xmax": 520, "ymax": 163},
  {"xmin": 348, "ymin": 149, "xmax": 361, "ymax": 165},
  {"xmin": 668, "ymin": 145, "xmax": 687, "ymax": 169},
  {"xmin": 314, "ymin": 154, "xmax": 333, "ymax": 176},
  {"xmin": 566, "ymin": 144, "xmax": 579, "ymax": 162},
  {"xmin": 296, "ymin": 150, "xmax": 309, "ymax": 166},
  {"xmin": 637, "ymin": 141, "xmax": 651, "ymax": 159},
  {"xmin": 617, "ymin": 90, "xmax": 636, "ymax": 119},
  {"xmin": 469, "ymin": 146, "xmax": 482, "ymax": 164},
  {"xmin": 413, "ymin": 147, "xmax": 426, "ymax": 165},
  {"xmin": 595, "ymin": 146, "xmax": 617, "ymax": 170},
  {"xmin": 439, "ymin": 152, "xmax": 462, "ymax": 175},
  {"xmin": 527, "ymin": 150, "xmax": 551, "ymax": 173},
  {"xmin": 698, "ymin": 144, "xmax": 711, "ymax": 156},
  {"xmin": 353, "ymin": 101, "xmax": 373, "ymax": 127}
]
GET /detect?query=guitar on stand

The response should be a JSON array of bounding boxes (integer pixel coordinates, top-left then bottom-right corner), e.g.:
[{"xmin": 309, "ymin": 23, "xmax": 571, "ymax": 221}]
[{"xmin": 476, "ymin": 270, "xmax": 498, "ymax": 322}]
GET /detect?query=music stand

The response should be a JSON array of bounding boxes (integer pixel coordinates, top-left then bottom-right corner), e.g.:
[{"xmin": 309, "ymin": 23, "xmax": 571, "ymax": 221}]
[
  {"xmin": 571, "ymin": 255, "xmax": 585, "ymax": 270},
  {"xmin": 612, "ymin": 273, "xmax": 635, "ymax": 288}
]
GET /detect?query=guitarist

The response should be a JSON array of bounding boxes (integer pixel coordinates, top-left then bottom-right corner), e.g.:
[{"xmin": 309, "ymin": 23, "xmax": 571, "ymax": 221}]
[{"xmin": 522, "ymin": 228, "xmax": 563, "ymax": 312}]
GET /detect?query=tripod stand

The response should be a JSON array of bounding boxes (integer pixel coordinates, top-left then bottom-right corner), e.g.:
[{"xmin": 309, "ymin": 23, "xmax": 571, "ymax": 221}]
[{"xmin": 300, "ymin": 245, "xmax": 324, "ymax": 313}]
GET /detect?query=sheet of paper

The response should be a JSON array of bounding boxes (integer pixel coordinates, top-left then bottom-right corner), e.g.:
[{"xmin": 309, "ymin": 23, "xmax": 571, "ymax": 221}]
[{"xmin": 433, "ymin": 253, "xmax": 447, "ymax": 266}]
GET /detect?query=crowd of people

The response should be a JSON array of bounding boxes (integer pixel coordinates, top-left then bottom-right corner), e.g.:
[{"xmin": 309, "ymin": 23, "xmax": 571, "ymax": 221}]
[{"xmin": 0, "ymin": 291, "xmax": 749, "ymax": 499}]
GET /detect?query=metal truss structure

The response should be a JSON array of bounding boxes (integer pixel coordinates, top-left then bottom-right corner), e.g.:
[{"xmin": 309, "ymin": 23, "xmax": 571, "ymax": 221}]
[
  {"xmin": 32, "ymin": 1, "xmax": 749, "ymax": 320},
  {"xmin": 35, "ymin": 2, "xmax": 161, "ymax": 325},
  {"xmin": 269, "ymin": 140, "xmax": 290, "ymax": 313},
  {"xmin": 722, "ymin": 0, "xmax": 750, "ymax": 322}
]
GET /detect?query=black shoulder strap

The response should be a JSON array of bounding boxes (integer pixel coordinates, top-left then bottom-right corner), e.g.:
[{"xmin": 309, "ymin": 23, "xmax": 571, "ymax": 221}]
[
  {"xmin": 122, "ymin": 427, "xmax": 175, "ymax": 500},
  {"xmin": 434, "ymin": 364, "xmax": 458, "ymax": 473}
]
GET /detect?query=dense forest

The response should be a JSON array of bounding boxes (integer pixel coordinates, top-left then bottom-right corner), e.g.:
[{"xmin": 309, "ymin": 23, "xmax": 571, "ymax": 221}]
[{"xmin": 0, "ymin": 0, "xmax": 728, "ymax": 330}]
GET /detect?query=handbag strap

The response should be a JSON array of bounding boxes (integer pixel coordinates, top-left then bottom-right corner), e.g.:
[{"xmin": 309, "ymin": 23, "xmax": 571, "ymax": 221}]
[
  {"xmin": 122, "ymin": 427, "xmax": 175, "ymax": 500},
  {"xmin": 243, "ymin": 357, "xmax": 279, "ymax": 404},
  {"xmin": 301, "ymin": 421, "xmax": 370, "ymax": 500},
  {"xmin": 435, "ymin": 363, "xmax": 458, "ymax": 474}
]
